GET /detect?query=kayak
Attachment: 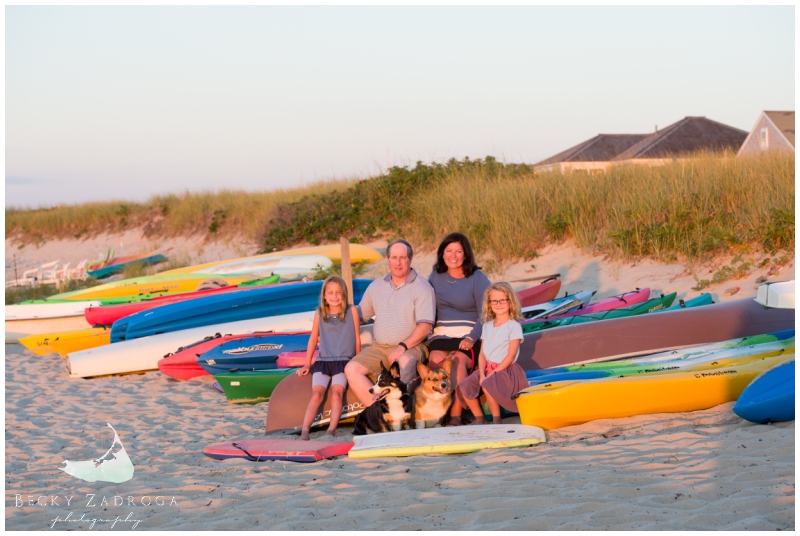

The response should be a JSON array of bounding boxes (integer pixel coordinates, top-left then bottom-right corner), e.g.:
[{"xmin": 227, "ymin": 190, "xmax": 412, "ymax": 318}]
[
  {"xmin": 87, "ymin": 253, "xmax": 167, "ymax": 279},
  {"xmin": 158, "ymin": 332, "xmax": 309, "ymax": 380},
  {"xmin": 41, "ymin": 272, "xmax": 259, "ymax": 302},
  {"xmin": 516, "ymin": 351, "xmax": 795, "ymax": 430},
  {"xmin": 525, "ymin": 329, "xmax": 795, "ymax": 378},
  {"xmin": 215, "ymin": 369, "xmax": 296, "ymax": 404},
  {"xmin": 755, "ymin": 280, "xmax": 795, "ymax": 309},
  {"xmin": 188, "ymin": 255, "xmax": 332, "ymax": 281},
  {"xmin": 517, "ymin": 298, "xmax": 796, "ymax": 372},
  {"xmin": 67, "ymin": 311, "xmax": 316, "ymax": 378},
  {"xmin": 84, "ymin": 274, "xmax": 281, "ymax": 326},
  {"xmin": 6, "ymin": 301, "xmax": 101, "ymax": 343},
  {"xmin": 522, "ymin": 342, "xmax": 794, "ymax": 388},
  {"xmin": 655, "ymin": 293, "xmax": 713, "ymax": 313},
  {"xmin": 545, "ymin": 288, "xmax": 651, "ymax": 320},
  {"xmin": 161, "ymin": 244, "xmax": 383, "ymax": 275},
  {"xmin": 521, "ymin": 292, "xmax": 677, "ymax": 334},
  {"xmin": 521, "ymin": 291, "xmax": 595, "ymax": 320},
  {"xmin": 18, "ymin": 326, "xmax": 111, "ymax": 356},
  {"xmin": 517, "ymin": 278, "xmax": 562, "ymax": 308},
  {"xmin": 733, "ymin": 359, "xmax": 795, "ymax": 423},
  {"xmin": 109, "ymin": 279, "xmax": 371, "ymax": 343},
  {"xmin": 197, "ymin": 333, "xmax": 312, "ymax": 376}
]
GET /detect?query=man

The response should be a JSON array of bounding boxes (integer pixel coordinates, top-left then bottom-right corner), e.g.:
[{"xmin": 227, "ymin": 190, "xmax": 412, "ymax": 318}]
[{"xmin": 344, "ymin": 238, "xmax": 435, "ymax": 407}]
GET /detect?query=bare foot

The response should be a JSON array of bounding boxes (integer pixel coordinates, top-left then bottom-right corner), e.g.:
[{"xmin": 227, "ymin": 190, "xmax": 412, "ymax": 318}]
[
  {"xmin": 325, "ymin": 429, "xmax": 336, "ymax": 437},
  {"xmin": 471, "ymin": 416, "xmax": 487, "ymax": 425},
  {"xmin": 300, "ymin": 431, "xmax": 310, "ymax": 441},
  {"xmin": 489, "ymin": 416, "xmax": 502, "ymax": 425},
  {"xmin": 447, "ymin": 417, "xmax": 462, "ymax": 427}
]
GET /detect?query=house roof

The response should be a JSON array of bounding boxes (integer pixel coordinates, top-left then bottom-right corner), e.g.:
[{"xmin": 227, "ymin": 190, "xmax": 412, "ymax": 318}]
[
  {"xmin": 614, "ymin": 116, "xmax": 748, "ymax": 160},
  {"xmin": 536, "ymin": 134, "xmax": 650, "ymax": 165},
  {"xmin": 764, "ymin": 111, "xmax": 795, "ymax": 147}
]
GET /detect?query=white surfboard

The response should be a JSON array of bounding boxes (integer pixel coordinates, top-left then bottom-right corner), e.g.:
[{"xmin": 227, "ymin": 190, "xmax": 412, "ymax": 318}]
[{"xmin": 348, "ymin": 424, "xmax": 547, "ymax": 458}]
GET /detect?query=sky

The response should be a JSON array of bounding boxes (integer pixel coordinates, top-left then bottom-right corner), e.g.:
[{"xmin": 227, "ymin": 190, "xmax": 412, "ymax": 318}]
[{"xmin": 5, "ymin": 5, "xmax": 795, "ymax": 208}]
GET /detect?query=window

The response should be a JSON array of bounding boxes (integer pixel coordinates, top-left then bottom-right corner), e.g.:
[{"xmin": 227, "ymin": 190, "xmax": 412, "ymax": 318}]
[{"xmin": 760, "ymin": 128, "xmax": 769, "ymax": 150}]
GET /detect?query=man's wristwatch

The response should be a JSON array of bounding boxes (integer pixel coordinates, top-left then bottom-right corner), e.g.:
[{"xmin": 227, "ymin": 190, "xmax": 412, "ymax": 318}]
[{"xmin": 398, "ymin": 342, "xmax": 408, "ymax": 350}]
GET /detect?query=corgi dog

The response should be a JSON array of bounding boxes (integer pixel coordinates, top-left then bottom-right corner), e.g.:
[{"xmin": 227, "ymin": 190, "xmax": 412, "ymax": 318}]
[
  {"xmin": 413, "ymin": 358, "xmax": 453, "ymax": 429},
  {"xmin": 353, "ymin": 361, "xmax": 413, "ymax": 435}
]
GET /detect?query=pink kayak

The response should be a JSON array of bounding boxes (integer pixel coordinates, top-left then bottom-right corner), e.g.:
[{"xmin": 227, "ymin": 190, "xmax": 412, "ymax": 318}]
[
  {"xmin": 275, "ymin": 350, "xmax": 318, "ymax": 368},
  {"xmin": 521, "ymin": 288, "xmax": 650, "ymax": 326},
  {"xmin": 517, "ymin": 278, "xmax": 562, "ymax": 308}
]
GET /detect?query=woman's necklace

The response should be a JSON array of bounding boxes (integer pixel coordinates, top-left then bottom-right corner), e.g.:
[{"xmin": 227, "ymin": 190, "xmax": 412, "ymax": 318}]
[{"xmin": 446, "ymin": 269, "xmax": 465, "ymax": 283}]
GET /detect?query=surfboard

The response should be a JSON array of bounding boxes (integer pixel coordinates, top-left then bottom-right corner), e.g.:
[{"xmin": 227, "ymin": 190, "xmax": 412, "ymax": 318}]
[
  {"xmin": 203, "ymin": 439, "xmax": 353, "ymax": 462},
  {"xmin": 348, "ymin": 424, "xmax": 547, "ymax": 459}
]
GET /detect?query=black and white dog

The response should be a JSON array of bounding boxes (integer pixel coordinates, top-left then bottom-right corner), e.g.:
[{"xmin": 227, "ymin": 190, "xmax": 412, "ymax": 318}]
[{"xmin": 353, "ymin": 362, "xmax": 413, "ymax": 435}]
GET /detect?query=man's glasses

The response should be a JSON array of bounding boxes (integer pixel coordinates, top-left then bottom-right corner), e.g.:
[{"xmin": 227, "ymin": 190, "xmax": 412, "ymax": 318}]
[{"xmin": 488, "ymin": 299, "xmax": 509, "ymax": 305}]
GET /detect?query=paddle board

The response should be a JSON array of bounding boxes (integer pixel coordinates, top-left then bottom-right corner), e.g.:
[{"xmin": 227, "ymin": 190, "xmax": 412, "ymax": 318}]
[
  {"xmin": 203, "ymin": 439, "xmax": 353, "ymax": 462},
  {"xmin": 348, "ymin": 424, "xmax": 547, "ymax": 458}
]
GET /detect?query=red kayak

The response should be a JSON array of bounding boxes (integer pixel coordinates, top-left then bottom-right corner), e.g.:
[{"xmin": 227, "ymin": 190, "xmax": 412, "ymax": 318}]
[
  {"xmin": 517, "ymin": 278, "xmax": 561, "ymax": 308},
  {"xmin": 158, "ymin": 331, "xmax": 311, "ymax": 380},
  {"xmin": 158, "ymin": 334, "xmax": 246, "ymax": 380},
  {"xmin": 522, "ymin": 287, "xmax": 651, "ymax": 326}
]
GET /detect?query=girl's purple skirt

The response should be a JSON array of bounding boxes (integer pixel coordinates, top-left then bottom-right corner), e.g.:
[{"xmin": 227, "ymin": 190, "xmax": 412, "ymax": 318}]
[{"xmin": 457, "ymin": 362, "xmax": 528, "ymax": 413}]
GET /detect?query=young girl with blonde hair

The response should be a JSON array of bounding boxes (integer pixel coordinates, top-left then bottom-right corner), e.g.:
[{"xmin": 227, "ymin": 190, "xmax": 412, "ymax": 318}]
[
  {"xmin": 297, "ymin": 275, "xmax": 361, "ymax": 440},
  {"xmin": 457, "ymin": 281, "xmax": 528, "ymax": 425}
]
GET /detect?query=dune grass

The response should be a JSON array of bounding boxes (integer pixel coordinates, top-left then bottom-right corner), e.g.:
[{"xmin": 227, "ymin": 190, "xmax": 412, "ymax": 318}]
[
  {"xmin": 406, "ymin": 151, "xmax": 794, "ymax": 263},
  {"xmin": 5, "ymin": 153, "xmax": 794, "ymax": 266},
  {"xmin": 5, "ymin": 179, "xmax": 357, "ymax": 243}
]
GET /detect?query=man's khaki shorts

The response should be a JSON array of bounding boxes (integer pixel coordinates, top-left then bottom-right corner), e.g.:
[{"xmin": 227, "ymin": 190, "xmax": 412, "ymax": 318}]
[{"xmin": 351, "ymin": 343, "xmax": 428, "ymax": 379}]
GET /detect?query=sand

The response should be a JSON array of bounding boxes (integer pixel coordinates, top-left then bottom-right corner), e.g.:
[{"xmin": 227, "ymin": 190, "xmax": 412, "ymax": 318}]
[{"xmin": 4, "ymin": 233, "xmax": 796, "ymax": 530}]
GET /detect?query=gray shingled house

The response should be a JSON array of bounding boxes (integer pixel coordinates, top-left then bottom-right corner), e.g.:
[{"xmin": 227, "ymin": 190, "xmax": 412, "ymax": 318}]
[
  {"xmin": 737, "ymin": 111, "xmax": 795, "ymax": 156},
  {"xmin": 535, "ymin": 116, "xmax": 748, "ymax": 173}
]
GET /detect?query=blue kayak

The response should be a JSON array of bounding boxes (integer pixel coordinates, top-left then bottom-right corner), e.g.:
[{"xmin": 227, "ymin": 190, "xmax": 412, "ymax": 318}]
[
  {"xmin": 87, "ymin": 253, "xmax": 168, "ymax": 279},
  {"xmin": 198, "ymin": 333, "xmax": 311, "ymax": 375},
  {"xmin": 733, "ymin": 359, "xmax": 795, "ymax": 424},
  {"xmin": 110, "ymin": 279, "xmax": 371, "ymax": 343}
]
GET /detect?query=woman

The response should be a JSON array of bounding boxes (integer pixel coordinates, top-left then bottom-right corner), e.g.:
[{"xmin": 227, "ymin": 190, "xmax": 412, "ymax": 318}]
[{"xmin": 427, "ymin": 232, "xmax": 491, "ymax": 426}]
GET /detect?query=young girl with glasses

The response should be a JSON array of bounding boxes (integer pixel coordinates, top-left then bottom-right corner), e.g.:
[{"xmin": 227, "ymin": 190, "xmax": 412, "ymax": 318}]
[{"xmin": 457, "ymin": 281, "xmax": 528, "ymax": 425}]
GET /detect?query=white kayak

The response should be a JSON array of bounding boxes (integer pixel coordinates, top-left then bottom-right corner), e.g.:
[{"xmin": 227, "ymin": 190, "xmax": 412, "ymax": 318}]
[
  {"xmin": 195, "ymin": 255, "xmax": 333, "ymax": 280},
  {"xmin": 5, "ymin": 301, "xmax": 101, "ymax": 344},
  {"xmin": 66, "ymin": 311, "xmax": 315, "ymax": 378},
  {"xmin": 66, "ymin": 314, "xmax": 375, "ymax": 379},
  {"xmin": 756, "ymin": 280, "xmax": 795, "ymax": 309}
]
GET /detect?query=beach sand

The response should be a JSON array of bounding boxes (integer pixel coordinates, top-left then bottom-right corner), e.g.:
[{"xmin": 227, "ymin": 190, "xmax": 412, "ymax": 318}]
[
  {"xmin": 4, "ymin": 345, "xmax": 794, "ymax": 530},
  {"xmin": 5, "ymin": 233, "xmax": 796, "ymax": 530}
]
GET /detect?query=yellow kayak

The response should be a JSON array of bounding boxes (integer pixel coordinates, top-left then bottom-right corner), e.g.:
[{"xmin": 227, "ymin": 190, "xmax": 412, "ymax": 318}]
[
  {"xmin": 44, "ymin": 273, "xmax": 257, "ymax": 302},
  {"xmin": 160, "ymin": 244, "xmax": 383, "ymax": 275},
  {"xmin": 517, "ymin": 350, "xmax": 794, "ymax": 430},
  {"xmin": 19, "ymin": 326, "xmax": 111, "ymax": 357}
]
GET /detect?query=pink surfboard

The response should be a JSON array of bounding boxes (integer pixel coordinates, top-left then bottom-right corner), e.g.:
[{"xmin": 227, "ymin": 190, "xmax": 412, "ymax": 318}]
[{"xmin": 203, "ymin": 439, "xmax": 353, "ymax": 462}]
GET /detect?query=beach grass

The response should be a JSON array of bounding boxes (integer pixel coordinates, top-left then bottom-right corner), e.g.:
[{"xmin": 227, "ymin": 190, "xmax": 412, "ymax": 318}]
[
  {"xmin": 5, "ymin": 152, "xmax": 793, "ymax": 264},
  {"xmin": 4, "ymin": 277, "xmax": 101, "ymax": 305},
  {"xmin": 5, "ymin": 179, "xmax": 357, "ymax": 243}
]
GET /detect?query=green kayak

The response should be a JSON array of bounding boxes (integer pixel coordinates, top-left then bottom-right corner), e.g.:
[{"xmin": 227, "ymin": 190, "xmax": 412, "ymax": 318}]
[{"xmin": 215, "ymin": 369, "xmax": 295, "ymax": 405}]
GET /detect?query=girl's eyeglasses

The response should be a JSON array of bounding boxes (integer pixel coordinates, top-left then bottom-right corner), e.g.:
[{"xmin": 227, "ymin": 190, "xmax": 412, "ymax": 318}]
[{"xmin": 488, "ymin": 299, "xmax": 509, "ymax": 305}]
